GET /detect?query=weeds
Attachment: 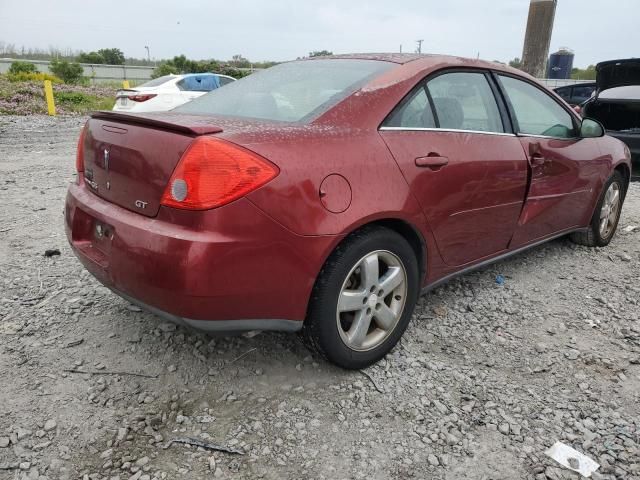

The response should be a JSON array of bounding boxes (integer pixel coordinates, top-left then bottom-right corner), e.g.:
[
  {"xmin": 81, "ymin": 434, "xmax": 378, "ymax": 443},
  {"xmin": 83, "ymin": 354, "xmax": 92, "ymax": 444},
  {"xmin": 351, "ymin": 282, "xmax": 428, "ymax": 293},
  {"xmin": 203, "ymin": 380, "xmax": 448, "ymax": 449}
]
[{"xmin": 0, "ymin": 75, "xmax": 115, "ymax": 115}]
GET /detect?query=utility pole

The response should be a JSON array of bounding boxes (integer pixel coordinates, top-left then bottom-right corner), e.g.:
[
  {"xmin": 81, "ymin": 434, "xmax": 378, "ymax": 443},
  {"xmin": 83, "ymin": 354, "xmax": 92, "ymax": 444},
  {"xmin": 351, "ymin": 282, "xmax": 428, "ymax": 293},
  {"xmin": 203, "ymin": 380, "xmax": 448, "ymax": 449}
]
[
  {"xmin": 416, "ymin": 39, "xmax": 424, "ymax": 54},
  {"xmin": 144, "ymin": 46, "xmax": 150, "ymax": 63}
]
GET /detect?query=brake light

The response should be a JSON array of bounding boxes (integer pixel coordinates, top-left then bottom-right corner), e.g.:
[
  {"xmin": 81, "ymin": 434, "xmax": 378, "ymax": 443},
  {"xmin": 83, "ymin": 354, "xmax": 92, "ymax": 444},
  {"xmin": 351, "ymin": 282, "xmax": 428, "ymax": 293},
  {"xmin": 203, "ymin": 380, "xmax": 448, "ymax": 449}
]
[
  {"xmin": 127, "ymin": 94, "xmax": 157, "ymax": 102},
  {"xmin": 76, "ymin": 124, "xmax": 86, "ymax": 174},
  {"xmin": 161, "ymin": 137, "xmax": 279, "ymax": 210}
]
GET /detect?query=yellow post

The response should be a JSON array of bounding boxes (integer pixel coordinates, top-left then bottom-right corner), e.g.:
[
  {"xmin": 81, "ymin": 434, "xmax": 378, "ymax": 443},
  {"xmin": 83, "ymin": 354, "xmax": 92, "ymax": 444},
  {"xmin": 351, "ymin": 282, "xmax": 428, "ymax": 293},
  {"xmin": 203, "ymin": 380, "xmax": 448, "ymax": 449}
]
[
  {"xmin": 43, "ymin": 80, "xmax": 56, "ymax": 116},
  {"xmin": 122, "ymin": 80, "xmax": 130, "ymax": 89}
]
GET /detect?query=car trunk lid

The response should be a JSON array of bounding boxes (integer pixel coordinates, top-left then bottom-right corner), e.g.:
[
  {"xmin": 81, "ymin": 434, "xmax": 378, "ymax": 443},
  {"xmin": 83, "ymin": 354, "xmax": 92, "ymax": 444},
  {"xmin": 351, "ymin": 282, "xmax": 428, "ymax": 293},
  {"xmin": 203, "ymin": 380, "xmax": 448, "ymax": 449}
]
[
  {"xmin": 82, "ymin": 112, "xmax": 225, "ymax": 217},
  {"xmin": 596, "ymin": 59, "xmax": 640, "ymax": 92}
]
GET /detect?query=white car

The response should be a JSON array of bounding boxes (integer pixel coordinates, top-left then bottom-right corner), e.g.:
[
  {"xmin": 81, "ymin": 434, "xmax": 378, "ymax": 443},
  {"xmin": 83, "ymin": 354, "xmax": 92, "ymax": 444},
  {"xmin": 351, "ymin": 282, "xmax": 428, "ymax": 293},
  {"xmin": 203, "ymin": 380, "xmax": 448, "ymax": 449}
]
[{"xmin": 113, "ymin": 73, "xmax": 236, "ymax": 112}]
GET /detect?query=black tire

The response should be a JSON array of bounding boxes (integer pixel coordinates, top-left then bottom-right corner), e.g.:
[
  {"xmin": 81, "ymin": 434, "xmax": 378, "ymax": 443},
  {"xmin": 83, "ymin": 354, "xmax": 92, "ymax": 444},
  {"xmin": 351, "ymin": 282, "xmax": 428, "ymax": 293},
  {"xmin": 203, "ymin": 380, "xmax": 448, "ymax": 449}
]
[
  {"xmin": 301, "ymin": 226, "xmax": 419, "ymax": 369},
  {"xmin": 570, "ymin": 171, "xmax": 625, "ymax": 247}
]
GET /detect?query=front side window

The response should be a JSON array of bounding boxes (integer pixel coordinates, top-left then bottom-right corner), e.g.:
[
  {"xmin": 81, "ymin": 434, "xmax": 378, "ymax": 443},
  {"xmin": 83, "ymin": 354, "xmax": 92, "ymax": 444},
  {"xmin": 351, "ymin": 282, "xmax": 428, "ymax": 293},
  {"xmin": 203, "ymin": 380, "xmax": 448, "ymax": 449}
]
[
  {"xmin": 499, "ymin": 75, "xmax": 576, "ymax": 138},
  {"xmin": 427, "ymin": 72, "xmax": 504, "ymax": 133}
]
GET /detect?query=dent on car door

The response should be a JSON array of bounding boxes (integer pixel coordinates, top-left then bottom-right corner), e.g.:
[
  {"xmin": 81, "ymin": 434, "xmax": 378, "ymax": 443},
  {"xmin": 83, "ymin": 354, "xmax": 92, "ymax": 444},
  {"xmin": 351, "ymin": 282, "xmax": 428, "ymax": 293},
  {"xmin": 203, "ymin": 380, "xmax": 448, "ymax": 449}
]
[
  {"xmin": 496, "ymin": 75, "xmax": 605, "ymax": 248},
  {"xmin": 380, "ymin": 70, "xmax": 528, "ymax": 267}
]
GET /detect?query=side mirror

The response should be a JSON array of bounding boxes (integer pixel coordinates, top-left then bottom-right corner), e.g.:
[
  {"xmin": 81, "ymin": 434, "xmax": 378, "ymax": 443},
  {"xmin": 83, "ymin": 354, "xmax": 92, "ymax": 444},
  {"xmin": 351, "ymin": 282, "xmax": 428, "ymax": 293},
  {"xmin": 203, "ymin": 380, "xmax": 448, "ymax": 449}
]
[{"xmin": 580, "ymin": 118, "xmax": 605, "ymax": 138}]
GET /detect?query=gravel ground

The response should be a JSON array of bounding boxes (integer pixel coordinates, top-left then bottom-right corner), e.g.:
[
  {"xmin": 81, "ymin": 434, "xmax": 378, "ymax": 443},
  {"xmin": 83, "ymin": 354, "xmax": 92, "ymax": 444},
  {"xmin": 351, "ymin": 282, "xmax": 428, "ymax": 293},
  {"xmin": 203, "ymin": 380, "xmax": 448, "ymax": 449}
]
[{"xmin": 1, "ymin": 115, "xmax": 639, "ymax": 480}]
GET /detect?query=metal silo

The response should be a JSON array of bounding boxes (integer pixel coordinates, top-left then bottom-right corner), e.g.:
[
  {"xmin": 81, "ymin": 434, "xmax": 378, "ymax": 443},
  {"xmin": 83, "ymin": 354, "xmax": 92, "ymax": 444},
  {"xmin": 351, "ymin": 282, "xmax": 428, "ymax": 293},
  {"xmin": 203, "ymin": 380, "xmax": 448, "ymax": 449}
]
[
  {"xmin": 548, "ymin": 48, "xmax": 574, "ymax": 79},
  {"xmin": 521, "ymin": 0, "xmax": 558, "ymax": 78}
]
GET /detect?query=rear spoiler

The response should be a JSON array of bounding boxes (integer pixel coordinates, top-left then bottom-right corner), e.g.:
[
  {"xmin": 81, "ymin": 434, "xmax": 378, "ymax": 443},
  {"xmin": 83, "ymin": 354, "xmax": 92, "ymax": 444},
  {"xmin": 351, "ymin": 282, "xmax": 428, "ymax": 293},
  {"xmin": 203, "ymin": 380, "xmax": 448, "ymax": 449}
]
[{"xmin": 91, "ymin": 111, "xmax": 224, "ymax": 136}]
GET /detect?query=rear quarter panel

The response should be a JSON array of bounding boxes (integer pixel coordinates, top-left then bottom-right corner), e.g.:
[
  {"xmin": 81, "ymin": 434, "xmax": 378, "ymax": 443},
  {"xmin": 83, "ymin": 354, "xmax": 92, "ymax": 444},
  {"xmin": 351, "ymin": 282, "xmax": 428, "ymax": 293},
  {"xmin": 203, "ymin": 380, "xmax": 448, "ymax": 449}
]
[{"xmin": 241, "ymin": 129, "xmax": 429, "ymax": 238}]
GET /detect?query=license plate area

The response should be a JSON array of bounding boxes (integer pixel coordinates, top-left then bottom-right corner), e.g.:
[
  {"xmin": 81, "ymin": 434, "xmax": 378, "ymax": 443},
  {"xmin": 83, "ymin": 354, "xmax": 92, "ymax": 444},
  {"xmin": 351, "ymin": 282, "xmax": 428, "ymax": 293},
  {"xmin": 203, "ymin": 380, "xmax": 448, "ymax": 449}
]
[
  {"xmin": 92, "ymin": 220, "xmax": 114, "ymax": 257},
  {"xmin": 70, "ymin": 208, "xmax": 114, "ymax": 269}
]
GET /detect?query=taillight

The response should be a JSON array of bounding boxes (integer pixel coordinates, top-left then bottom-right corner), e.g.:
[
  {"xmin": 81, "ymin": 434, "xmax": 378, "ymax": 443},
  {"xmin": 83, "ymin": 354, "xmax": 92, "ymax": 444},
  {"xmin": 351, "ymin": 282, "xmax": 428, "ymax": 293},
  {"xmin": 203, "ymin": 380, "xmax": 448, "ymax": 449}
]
[
  {"xmin": 127, "ymin": 94, "xmax": 157, "ymax": 102},
  {"xmin": 76, "ymin": 124, "xmax": 86, "ymax": 174},
  {"xmin": 161, "ymin": 137, "xmax": 279, "ymax": 210}
]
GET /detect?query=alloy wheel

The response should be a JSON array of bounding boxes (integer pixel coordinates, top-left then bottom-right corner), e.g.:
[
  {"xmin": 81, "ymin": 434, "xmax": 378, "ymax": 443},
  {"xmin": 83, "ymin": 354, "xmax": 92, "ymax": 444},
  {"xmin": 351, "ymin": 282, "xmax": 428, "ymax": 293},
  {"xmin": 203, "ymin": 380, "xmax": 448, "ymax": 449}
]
[
  {"xmin": 336, "ymin": 250, "xmax": 408, "ymax": 352},
  {"xmin": 599, "ymin": 182, "xmax": 621, "ymax": 239}
]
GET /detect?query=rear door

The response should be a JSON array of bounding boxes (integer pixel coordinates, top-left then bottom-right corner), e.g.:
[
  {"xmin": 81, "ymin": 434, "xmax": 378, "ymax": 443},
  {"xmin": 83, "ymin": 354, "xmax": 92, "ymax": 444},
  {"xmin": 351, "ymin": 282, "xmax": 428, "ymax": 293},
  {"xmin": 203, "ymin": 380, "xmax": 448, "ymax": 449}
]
[
  {"xmin": 496, "ymin": 74, "xmax": 603, "ymax": 247},
  {"xmin": 380, "ymin": 70, "xmax": 528, "ymax": 267}
]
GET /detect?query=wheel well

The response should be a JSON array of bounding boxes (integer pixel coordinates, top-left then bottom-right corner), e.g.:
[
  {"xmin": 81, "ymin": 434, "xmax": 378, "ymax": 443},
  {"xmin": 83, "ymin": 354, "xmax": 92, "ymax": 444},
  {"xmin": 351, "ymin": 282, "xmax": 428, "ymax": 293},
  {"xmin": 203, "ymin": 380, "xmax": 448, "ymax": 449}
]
[
  {"xmin": 360, "ymin": 218, "xmax": 427, "ymax": 283},
  {"xmin": 615, "ymin": 163, "xmax": 631, "ymax": 198}
]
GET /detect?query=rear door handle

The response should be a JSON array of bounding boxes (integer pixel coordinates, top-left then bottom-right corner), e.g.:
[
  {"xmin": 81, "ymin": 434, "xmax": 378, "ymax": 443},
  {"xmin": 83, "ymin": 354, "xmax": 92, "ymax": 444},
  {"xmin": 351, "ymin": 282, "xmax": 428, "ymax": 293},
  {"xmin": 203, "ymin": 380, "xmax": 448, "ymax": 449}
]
[{"xmin": 415, "ymin": 155, "xmax": 449, "ymax": 168}]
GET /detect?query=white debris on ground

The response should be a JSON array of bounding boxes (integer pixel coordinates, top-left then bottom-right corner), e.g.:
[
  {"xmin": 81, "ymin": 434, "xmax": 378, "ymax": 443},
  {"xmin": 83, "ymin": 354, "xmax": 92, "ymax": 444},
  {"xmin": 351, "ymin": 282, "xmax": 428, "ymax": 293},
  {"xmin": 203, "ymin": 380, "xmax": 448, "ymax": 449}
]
[{"xmin": 0, "ymin": 115, "xmax": 639, "ymax": 480}]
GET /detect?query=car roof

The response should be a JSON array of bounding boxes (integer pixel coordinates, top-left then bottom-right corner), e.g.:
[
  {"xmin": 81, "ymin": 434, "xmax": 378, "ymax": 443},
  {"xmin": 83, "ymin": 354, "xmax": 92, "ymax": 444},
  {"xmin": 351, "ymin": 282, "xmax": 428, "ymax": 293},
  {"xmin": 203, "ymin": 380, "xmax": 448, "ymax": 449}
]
[
  {"xmin": 313, "ymin": 53, "xmax": 429, "ymax": 64},
  {"xmin": 306, "ymin": 52, "xmax": 523, "ymax": 69},
  {"xmin": 181, "ymin": 73, "xmax": 217, "ymax": 77},
  {"xmin": 308, "ymin": 53, "xmax": 530, "ymax": 78}
]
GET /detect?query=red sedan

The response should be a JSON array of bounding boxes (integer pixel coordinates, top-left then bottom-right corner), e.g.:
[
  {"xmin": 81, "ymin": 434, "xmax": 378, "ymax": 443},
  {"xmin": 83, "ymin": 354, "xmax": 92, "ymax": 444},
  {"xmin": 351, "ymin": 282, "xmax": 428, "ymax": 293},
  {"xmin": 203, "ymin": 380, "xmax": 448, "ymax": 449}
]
[{"xmin": 66, "ymin": 54, "xmax": 631, "ymax": 369}]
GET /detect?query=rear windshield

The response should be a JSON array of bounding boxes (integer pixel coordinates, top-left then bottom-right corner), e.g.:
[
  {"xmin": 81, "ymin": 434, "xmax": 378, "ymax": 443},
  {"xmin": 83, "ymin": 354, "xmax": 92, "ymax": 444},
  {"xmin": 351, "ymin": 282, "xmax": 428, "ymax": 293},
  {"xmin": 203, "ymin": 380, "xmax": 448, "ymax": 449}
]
[
  {"xmin": 138, "ymin": 75, "xmax": 176, "ymax": 88},
  {"xmin": 174, "ymin": 59, "xmax": 393, "ymax": 122}
]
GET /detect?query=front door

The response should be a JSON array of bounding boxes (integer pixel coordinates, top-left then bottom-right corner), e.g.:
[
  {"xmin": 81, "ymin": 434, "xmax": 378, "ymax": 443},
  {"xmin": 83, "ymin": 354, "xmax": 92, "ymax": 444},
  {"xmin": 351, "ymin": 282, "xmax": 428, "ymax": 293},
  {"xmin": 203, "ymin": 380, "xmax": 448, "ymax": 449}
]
[
  {"xmin": 380, "ymin": 70, "xmax": 529, "ymax": 267},
  {"xmin": 496, "ymin": 74, "xmax": 604, "ymax": 247}
]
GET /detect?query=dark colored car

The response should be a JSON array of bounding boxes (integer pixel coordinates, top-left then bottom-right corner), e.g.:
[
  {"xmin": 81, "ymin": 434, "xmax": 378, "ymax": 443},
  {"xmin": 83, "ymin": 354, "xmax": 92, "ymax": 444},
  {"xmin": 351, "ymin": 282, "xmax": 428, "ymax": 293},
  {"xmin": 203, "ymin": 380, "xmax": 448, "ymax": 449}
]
[
  {"xmin": 554, "ymin": 82, "xmax": 596, "ymax": 106},
  {"xmin": 582, "ymin": 59, "xmax": 640, "ymax": 167},
  {"xmin": 66, "ymin": 54, "xmax": 631, "ymax": 369}
]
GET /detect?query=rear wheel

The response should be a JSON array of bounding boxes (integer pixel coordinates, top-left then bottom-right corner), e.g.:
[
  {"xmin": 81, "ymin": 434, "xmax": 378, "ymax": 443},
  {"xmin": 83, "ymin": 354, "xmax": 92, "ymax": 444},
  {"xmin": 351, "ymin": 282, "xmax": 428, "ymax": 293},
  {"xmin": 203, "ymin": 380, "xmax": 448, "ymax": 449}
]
[
  {"xmin": 302, "ymin": 226, "xmax": 419, "ymax": 369},
  {"xmin": 571, "ymin": 171, "xmax": 625, "ymax": 247}
]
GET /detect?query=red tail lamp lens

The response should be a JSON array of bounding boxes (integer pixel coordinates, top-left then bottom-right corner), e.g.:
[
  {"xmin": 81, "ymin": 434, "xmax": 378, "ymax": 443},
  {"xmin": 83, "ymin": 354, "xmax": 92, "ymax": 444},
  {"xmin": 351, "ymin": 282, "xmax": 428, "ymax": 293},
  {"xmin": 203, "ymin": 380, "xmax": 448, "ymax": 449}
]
[
  {"xmin": 76, "ymin": 124, "xmax": 86, "ymax": 173},
  {"xmin": 128, "ymin": 94, "xmax": 157, "ymax": 102},
  {"xmin": 161, "ymin": 137, "xmax": 279, "ymax": 210}
]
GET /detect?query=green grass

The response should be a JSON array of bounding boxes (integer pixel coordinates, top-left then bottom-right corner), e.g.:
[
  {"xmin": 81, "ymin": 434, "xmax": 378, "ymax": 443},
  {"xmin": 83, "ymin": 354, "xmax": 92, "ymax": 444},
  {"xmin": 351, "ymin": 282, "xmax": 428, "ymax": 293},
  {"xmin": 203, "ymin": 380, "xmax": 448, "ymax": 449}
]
[{"xmin": 54, "ymin": 91, "xmax": 115, "ymax": 112}]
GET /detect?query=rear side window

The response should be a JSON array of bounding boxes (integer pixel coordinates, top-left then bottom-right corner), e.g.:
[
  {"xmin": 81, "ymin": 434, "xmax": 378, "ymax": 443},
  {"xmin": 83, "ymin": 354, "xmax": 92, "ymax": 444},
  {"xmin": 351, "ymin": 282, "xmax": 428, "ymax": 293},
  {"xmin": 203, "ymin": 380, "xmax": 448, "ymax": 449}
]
[
  {"xmin": 571, "ymin": 85, "xmax": 595, "ymax": 102},
  {"xmin": 555, "ymin": 86, "xmax": 572, "ymax": 101},
  {"xmin": 384, "ymin": 87, "xmax": 436, "ymax": 128},
  {"xmin": 427, "ymin": 72, "xmax": 504, "ymax": 133},
  {"xmin": 138, "ymin": 75, "xmax": 176, "ymax": 88},
  {"xmin": 499, "ymin": 75, "xmax": 576, "ymax": 138},
  {"xmin": 219, "ymin": 76, "xmax": 235, "ymax": 86}
]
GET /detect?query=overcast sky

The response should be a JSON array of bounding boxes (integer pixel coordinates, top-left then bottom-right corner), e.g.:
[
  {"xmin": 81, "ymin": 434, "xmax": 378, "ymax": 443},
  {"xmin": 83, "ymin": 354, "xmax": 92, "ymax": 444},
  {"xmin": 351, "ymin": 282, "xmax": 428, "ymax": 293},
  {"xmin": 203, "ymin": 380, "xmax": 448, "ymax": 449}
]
[{"xmin": 0, "ymin": 0, "xmax": 637, "ymax": 67}]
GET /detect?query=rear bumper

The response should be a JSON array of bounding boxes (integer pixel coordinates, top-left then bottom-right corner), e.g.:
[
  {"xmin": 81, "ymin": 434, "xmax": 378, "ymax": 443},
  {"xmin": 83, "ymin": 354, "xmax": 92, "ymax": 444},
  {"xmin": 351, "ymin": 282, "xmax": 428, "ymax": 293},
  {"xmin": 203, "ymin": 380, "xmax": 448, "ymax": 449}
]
[{"xmin": 65, "ymin": 181, "xmax": 339, "ymax": 330}]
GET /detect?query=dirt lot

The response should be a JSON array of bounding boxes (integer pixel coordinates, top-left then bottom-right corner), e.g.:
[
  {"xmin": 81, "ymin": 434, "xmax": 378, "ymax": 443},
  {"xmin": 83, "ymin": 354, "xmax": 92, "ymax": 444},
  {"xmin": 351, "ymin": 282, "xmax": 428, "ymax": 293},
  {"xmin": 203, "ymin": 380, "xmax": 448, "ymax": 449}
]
[{"xmin": 0, "ymin": 115, "xmax": 639, "ymax": 480}]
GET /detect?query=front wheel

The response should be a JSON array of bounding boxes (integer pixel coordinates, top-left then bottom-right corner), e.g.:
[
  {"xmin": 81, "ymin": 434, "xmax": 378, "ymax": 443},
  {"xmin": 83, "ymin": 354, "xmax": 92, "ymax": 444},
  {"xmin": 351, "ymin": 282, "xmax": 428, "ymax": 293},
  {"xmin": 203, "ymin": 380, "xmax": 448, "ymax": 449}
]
[
  {"xmin": 302, "ymin": 226, "xmax": 419, "ymax": 369},
  {"xmin": 571, "ymin": 171, "xmax": 625, "ymax": 247}
]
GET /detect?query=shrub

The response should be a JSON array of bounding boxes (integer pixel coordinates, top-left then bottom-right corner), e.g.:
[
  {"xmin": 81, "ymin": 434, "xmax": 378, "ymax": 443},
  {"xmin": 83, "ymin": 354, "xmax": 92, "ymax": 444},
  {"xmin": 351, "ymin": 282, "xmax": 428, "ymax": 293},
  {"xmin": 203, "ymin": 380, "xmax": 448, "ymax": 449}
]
[
  {"xmin": 97, "ymin": 48, "xmax": 125, "ymax": 65},
  {"xmin": 151, "ymin": 62, "xmax": 179, "ymax": 79},
  {"xmin": 49, "ymin": 59, "xmax": 84, "ymax": 84},
  {"xmin": 7, "ymin": 72, "xmax": 63, "ymax": 84},
  {"xmin": 217, "ymin": 66, "xmax": 252, "ymax": 79},
  {"xmin": 77, "ymin": 51, "xmax": 105, "ymax": 64},
  {"xmin": 9, "ymin": 61, "xmax": 37, "ymax": 75},
  {"xmin": 54, "ymin": 91, "xmax": 90, "ymax": 105}
]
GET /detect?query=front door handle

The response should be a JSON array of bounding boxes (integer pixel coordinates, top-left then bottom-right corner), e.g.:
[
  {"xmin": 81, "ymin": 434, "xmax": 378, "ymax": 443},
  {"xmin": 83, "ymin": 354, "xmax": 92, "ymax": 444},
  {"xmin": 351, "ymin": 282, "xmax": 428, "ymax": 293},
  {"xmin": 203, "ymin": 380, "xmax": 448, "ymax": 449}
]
[
  {"xmin": 530, "ymin": 153, "xmax": 549, "ymax": 167},
  {"xmin": 528, "ymin": 142, "xmax": 551, "ymax": 166},
  {"xmin": 415, "ymin": 154, "xmax": 449, "ymax": 168}
]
